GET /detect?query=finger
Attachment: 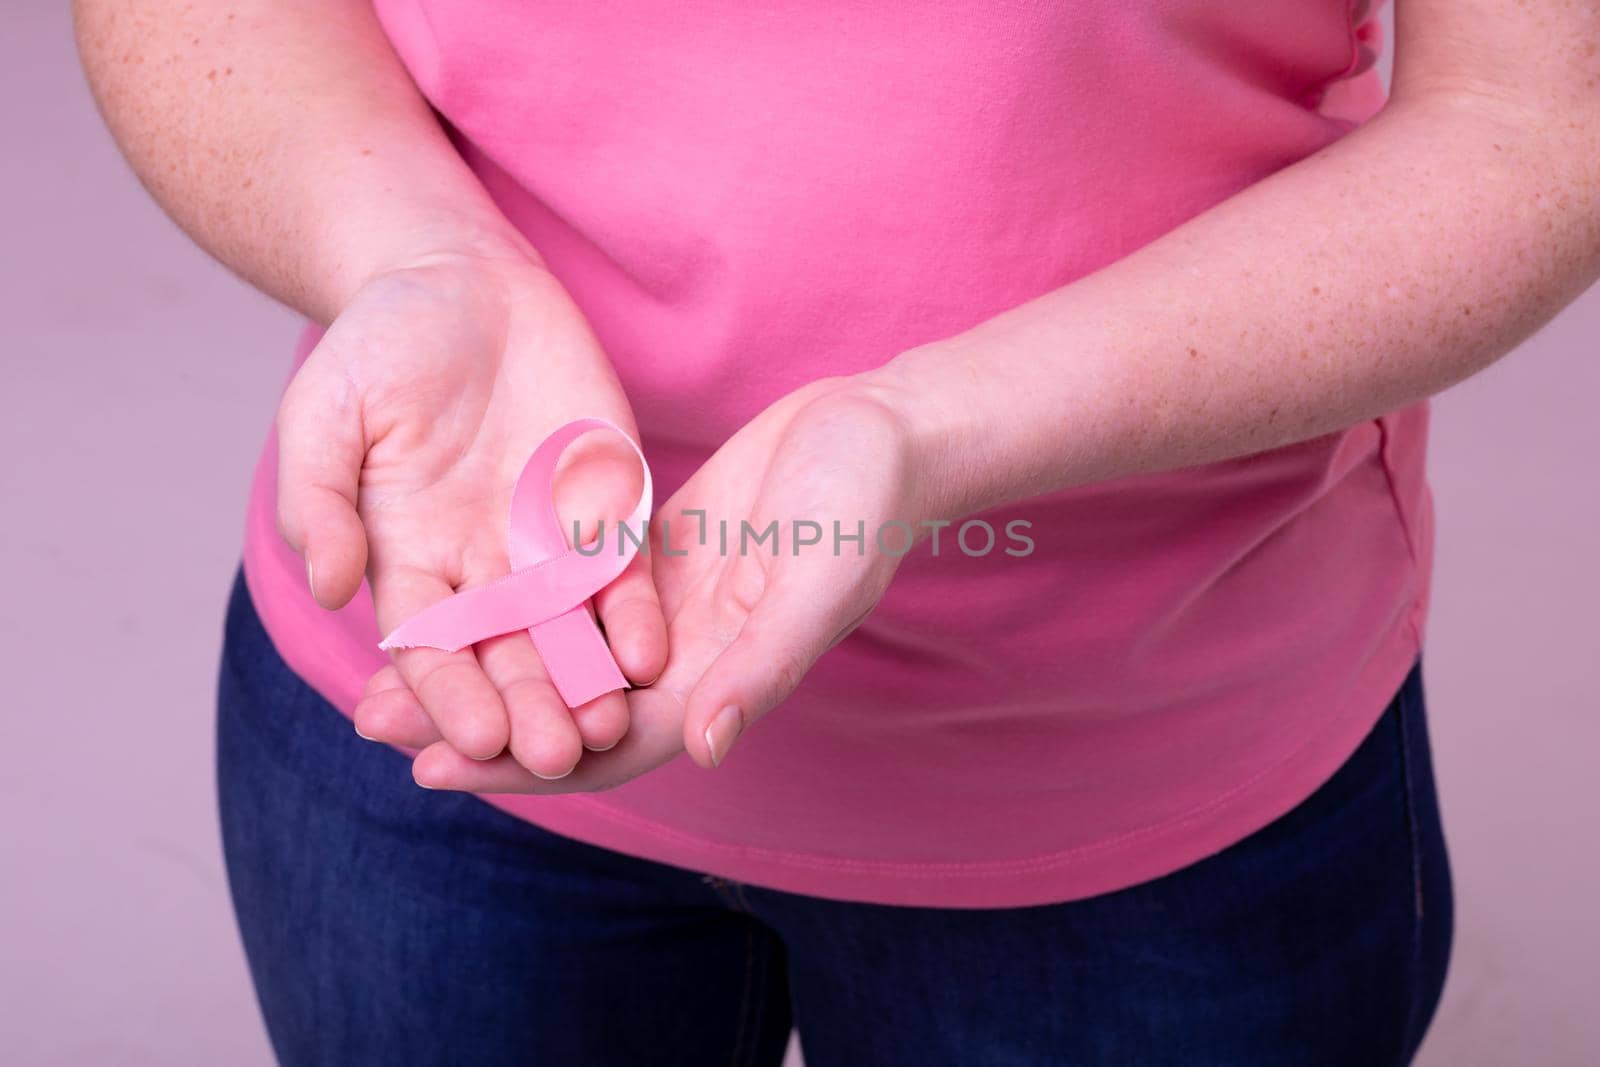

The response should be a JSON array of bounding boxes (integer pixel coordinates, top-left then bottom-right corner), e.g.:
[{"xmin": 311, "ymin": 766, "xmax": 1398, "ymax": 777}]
[
  {"xmin": 476, "ymin": 630, "xmax": 604, "ymax": 780},
  {"xmin": 372, "ymin": 563, "xmax": 511, "ymax": 761},
  {"xmin": 682, "ymin": 558, "xmax": 865, "ymax": 770},
  {"xmin": 353, "ymin": 665, "xmax": 441, "ymax": 748},
  {"xmin": 413, "ymin": 744, "xmax": 552, "ymax": 793},
  {"xmin": 275, "ymin": 353, "xmax": 368, "ymax": 609},
  {"xmin": 568, "ymin": 676, "xmax": 632, "ymax": 753},
  {"xmin": 498, "ymin": 623, "xmax": 634, "ymax": 758},
  {"xmin": 592, "ymin": 548, "xmax": 668, "ymax": 686},
  {"xmin": 413, "ymin": 684, "xmax": 685, "ymax": 794}
]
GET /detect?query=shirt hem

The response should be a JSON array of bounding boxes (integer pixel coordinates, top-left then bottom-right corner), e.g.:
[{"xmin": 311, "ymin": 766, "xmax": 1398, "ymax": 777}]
[{"xmin": 477, "ymin": 619, "xmax": 1424, "ymax": 908}]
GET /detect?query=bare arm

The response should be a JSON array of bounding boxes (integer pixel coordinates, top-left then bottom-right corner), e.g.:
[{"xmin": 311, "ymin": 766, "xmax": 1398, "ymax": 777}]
[
  {"xmin": 866, "ymin": 0, "xmax": 1600, "ymax": 523},
  {"xmin": 389, "ymin": 0, "xmax": 1600, "ymax": 790},
  {"xmin": 76, "ymin": 0, "xmax": 668, "ymax": 781},
  {"xmin": 74, "ymin": 0, "xmax": 528, "ymax": 323}
]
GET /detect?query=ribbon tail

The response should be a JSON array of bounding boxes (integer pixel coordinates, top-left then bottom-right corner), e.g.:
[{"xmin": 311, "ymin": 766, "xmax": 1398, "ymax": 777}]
[{"xmin": 531, "ymin": 607, "xmax": 628, "ymax": 707}]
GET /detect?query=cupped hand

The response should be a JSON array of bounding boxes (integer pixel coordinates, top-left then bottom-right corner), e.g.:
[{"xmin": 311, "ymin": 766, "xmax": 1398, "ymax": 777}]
[
  {"xmin": 274, "ymin": 250, "xmax": 667, "ymax": 780},
  {"xmin": 405, "ymin": 376, "xmax": 934, "ymax": 793}
]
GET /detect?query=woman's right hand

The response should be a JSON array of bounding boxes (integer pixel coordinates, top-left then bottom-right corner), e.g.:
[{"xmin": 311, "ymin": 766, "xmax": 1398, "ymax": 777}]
[
  {"xmin": 276, "ymin": 247, "xmax": 667, "ymax": 780},
  {"xmin": 76, "ymin": 0, "xmax": 669, "ymax": 779}
]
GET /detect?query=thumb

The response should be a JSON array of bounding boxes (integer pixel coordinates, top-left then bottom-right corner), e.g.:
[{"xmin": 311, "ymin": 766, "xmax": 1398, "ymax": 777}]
[
  {"xmin": 275, "ymin": 358, "xmax": 368, "ymax": 610},
  {"xmin": 682, "ymin": 554, "xmax": 876, "ymax": 770}
]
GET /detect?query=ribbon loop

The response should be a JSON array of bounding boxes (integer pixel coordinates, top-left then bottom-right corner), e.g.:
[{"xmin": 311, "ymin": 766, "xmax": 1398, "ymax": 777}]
[{"xmin": 377, "ymin": 418, "xmax": 653, "ymax": 708}]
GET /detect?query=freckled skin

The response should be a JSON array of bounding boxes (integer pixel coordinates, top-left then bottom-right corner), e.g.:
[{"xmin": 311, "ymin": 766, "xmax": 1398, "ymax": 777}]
[
  {"xmin": 69, "ymin": 0, "xmax": 1600, "ymax": 785},
  {"xmin": 74, "ymin": 0, "xmax": 1600, "ymax": 500},
  {"xmin": 74, "ymin": 0, "xmax": 669, "ymax": 781},
  {"xmin": 864, "ymin": 0, "xmax": 1600, "ymax": 521},
  {"xmin": 72, "ymin": 0, "xmax": 529, "ymax": 326}
]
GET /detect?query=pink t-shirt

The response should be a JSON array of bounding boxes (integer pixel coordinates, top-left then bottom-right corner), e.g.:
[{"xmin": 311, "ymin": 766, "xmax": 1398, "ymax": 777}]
[{"xmin": 242, "ymin": 0, "xmax": 1424, "ymax": 907}]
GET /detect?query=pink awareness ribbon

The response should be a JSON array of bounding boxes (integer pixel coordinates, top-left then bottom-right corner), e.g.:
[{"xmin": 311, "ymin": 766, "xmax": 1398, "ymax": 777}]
[{"xmin": 377, "ymin": 418, "xmax": 652, "ymax": 709}]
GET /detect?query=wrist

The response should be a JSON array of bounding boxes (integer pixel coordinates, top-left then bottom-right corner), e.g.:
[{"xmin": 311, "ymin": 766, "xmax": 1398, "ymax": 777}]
[
  {"xmin": 845, "ymin": 351, "xmax": 983, "ymax": 529},
  {"xmin": 310, "ymin": 210, "xmax": 544, "ymax": 325}
]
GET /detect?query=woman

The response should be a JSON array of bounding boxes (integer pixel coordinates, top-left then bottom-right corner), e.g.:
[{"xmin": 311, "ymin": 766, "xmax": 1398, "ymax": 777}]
[{"xmin": 77, "ymin": 0, "xmax": 1598, "ymax": 1063}]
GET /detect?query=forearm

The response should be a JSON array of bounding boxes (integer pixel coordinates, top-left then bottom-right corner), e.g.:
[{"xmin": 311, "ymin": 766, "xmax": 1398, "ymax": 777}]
[
  {"xmin": 876, "ymin": 60, "xmax": 1600, "ymax": 522},
  {"xmin": 74, "ymin": 0, "xmax": 526, "ymax": 323}
]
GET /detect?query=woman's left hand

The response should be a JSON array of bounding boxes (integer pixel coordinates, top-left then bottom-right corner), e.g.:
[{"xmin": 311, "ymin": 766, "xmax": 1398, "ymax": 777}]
[{"xmin": 404, "ymin": 375, "xmax": 932, "ymax": 792}]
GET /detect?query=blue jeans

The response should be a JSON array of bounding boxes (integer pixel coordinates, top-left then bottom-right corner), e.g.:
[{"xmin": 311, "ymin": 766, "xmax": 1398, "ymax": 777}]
[{"xmin": 218, "ymin": 571, "xmax": 1452, "ymax": 1066}]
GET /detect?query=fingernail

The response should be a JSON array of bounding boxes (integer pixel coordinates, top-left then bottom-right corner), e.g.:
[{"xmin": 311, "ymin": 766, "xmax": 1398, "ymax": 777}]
[
  {"xmin": 705, "ymin": 705, "xmax": 743, "ymax": 767},
  {"xmin": 354, "ymin": 723, "xmax": 376, "ymax": 741},
  {"xmin": 305, "ymin": 556, "xmax": 317, "ymax": 600}
]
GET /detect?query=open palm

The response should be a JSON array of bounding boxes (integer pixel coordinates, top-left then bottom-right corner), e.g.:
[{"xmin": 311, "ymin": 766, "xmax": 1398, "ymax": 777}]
[
  {"xmin": 402, "ymin": 378, "xmax": 929, "ymax": 793},
  {"xmin": 279, "ymin": 253, "xmax": 666, "ymax": 780}
]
